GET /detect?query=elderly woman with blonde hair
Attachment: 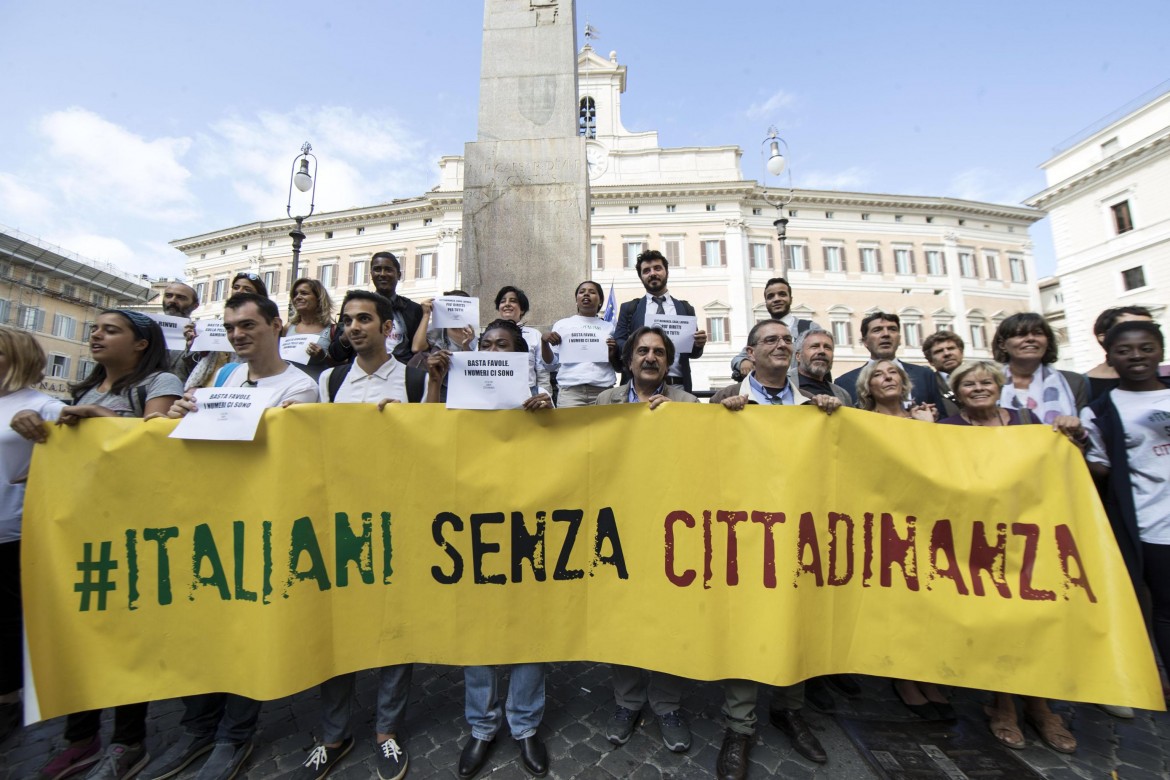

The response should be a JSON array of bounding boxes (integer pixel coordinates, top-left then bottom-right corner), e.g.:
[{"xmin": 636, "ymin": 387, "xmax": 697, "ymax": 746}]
[
  {"xmin": 938, "ymin": 359, "xmax": 1084, "ymax": 753},
  {"xmin": 854, "ymin": 358, "xmax": 936, "ymax": 421}
]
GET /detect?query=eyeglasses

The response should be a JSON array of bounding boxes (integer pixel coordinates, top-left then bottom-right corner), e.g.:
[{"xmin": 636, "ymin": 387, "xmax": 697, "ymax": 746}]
[
  {"xmin": 239, "ymin": 273, "xmax": 261, "ymax": 281},
  {"xmin": 752, "ymin": 334, "xmax": 793, "ymax": 347}
]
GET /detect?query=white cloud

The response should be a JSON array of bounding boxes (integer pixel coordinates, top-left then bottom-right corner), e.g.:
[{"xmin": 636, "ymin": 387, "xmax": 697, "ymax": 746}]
[
  {"xmin": 38, "ymin": 108, "xmax": 196, "ymax": 221},
  {"xmin": 798, "ymin": 167, "xmax": 871, "ymax": 191},
  {"xmin": 197, "ymin": 107, "xmax": 436, "ymax": 219},
  {"xmin": 745, "ymin": 89, "xmax": 797, "ymax": 121},
  {"xmin": 0, "ymin": 173, "xmax": 55, "ymax": 227}
]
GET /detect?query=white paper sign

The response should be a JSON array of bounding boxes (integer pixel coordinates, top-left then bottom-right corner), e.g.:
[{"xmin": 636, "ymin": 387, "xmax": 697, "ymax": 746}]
[
  {"xmin": 645, "ymin": 313, "xmax": 697, "ymax": 354},
  {"xmin": 190, "ymin": 320, "xmax": 233, "ymax": 352},
  {"xmin": 279, "ymin": 334, "xmax": 315, "ymax": 365},
  {"xmin": 169, "ymin": 387, "xmax": 277, "ymax": 441},
  {"xmin": 446, "ymin": 352, "xmax": 531, "ymax": 410},
  {"xmin": 144, "ymin": 313, "xmax": 191, "ymax": 351},
  {"xmin": 557, "ymin": 323, "xmax": 610, "ymax": 364},
  {"xmin": 430, "ymin": 296, "xmax": 480, "ymax": 329}
]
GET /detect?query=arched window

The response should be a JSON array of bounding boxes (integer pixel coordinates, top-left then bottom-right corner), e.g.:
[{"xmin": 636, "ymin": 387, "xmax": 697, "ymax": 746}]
[{"xmin": 579, "ymin": 96, "xmax": 597, "ymax": 139}]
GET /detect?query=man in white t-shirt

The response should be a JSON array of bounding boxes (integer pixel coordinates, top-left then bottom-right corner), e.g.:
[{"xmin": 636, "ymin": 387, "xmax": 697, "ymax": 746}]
[
  {"xmin": 149, "ymin": 293, "xmax": 317, "ymax": 780},
  {"xmin": 280, "ymin": 289, "xmax": 421, "ymax": 780}
]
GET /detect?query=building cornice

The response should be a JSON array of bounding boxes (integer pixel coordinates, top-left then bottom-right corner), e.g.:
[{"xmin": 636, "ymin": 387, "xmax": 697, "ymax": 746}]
[
  {"xmin": 1026, "ymin": 125, "xmax": 1170, "ymax": 209},
  {"xmin": 769, "ymin": 189, "xmax": 1044, "ymax": 223}
]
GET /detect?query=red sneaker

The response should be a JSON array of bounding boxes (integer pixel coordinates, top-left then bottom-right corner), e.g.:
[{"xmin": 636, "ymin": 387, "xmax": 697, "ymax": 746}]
[{"xmin": 39, "ymin": 735, "xmax": 101, "ymax": 780}]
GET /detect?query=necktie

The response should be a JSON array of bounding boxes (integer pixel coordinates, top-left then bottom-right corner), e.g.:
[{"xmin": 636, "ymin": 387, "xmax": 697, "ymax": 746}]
[{"xmin": 652, "ymin": 296, "xmax": 665, "ymax": 314}]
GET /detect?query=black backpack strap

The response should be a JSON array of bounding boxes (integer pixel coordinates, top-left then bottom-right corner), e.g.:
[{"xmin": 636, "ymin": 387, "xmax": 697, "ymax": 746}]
[
  {"xmin": 326, "ymin": 363, "xmax": 353, "ymax": 403},
  {"xmin": 405, "ymin": 366, "xmax": 426, "ymax": 404}
]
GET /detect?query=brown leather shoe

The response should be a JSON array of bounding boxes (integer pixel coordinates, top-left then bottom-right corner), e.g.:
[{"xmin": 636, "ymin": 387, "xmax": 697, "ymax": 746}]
[
  {"xmin": 715, "ymin": 729, "xmax": 751, "ymax": 780},
  {"xmin": 769, "ymin": 708, "xmax": 827, "ymax": 764}
]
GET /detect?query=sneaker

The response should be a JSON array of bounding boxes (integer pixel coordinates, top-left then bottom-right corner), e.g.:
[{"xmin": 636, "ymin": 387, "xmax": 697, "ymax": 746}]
[
  {"xmin": 605, "ymin": 705, "xmax": 640, "ymax": 745},
  {"xmin": 375, "ymin": 736, "xmax": 408, "ymax": 780},
  {"xmin": 39, "ymin": 735, "xmax": 102, "ymax": 780},
  {"xmin": 289, "ymin": 737, "xmax": 354, "ymax": 780},
  {"xmin": 658, "ymin": 710, "xmax": 691, "ymax": 753},
  {"xmin": 193, "ymin": 741, "xmax": 252, "ymax": 780},
  {"xmin": 140, "ymin": 730, "xmax": 215, "ymax": 780},
  {"xmin": 1097, "ymin": 704, "xmax": 1135, "ymax": 719},
  {"xmin": 85, "ymin": 743, "xmax": 149, "ymax": 780}
]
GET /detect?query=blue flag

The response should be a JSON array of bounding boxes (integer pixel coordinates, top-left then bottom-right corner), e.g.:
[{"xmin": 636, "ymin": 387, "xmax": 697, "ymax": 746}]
[{"xmin": 602, "ymin": 280, "xmax": 616, "ymax": 323}]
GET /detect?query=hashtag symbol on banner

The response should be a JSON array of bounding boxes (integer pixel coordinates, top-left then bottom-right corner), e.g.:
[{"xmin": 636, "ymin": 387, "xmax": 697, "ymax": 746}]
[{"xmin": 75, "ymin": 541, "xmax": 118, "ymax": 612}]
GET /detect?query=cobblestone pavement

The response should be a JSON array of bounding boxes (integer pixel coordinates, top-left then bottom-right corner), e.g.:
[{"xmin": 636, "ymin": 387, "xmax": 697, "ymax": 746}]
[{"xmin": 3, "ymin": 664, "xmax": 1167, "ymax": 779}]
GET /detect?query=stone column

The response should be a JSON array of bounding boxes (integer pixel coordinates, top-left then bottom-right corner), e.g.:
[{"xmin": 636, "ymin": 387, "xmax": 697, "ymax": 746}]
[
  {"xmin": 723, "ymin": 217, "xmax": 752, "ymax": 347},
  {"xmin": 461, "ymin": 0, "xmax": 590, "ymax": 329}
]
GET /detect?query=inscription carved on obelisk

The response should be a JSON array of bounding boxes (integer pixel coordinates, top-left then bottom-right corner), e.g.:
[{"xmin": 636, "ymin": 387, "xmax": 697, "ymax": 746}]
[{"xmin": 461, "ymin": 0, "xmax": 590, "ymax": 329}]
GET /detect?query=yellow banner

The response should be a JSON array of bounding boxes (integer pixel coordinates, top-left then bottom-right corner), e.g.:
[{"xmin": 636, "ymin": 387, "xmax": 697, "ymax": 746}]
[{"xmin": 23, "ymin": 404, "xmax": 1163, "ymax": 719}]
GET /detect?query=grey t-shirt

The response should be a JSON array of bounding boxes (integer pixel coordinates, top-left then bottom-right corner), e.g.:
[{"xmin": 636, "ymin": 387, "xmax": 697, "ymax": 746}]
[{"xmin": 75, "ymin": 371, "xmax": 184, "ymax": 417}]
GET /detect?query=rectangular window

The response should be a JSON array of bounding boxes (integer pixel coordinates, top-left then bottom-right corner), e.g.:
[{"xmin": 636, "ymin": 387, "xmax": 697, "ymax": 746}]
[
  {"xmin": 63, "ymin": 283, "xmax": 77, "ymax": 298},
  {"xmin": 48, "ymin": 354, "xmax": 70, "ymax": 379},
  {"xmin": 316, "ymin": 265, "xmax": 334, "ymax": 288},
  {"xmin": 623, "ymin": 241, "xmax": 645, "ymax": 269},
  {"xmin": 0, "ymin": 299, "xmax": 9, "ymax": 325},
  {"xmin": 860, "ymin": 247, "xmax": 879, "ymax": 273},
  {"xmin": 52, "ymin": 314, "xmax": 76, "ymax": 340},
  {"xmin": 749, "ymin": 243, "xmax": 772, "ymax": 270},
  {"xmin": 414, "ymin": 253, "xmax": 437, "ymax": 280},
  {"xmin": 894, "ymin": 248, "xmax": 913, "ymax": 275},
  {"xmin": 701, "ymin": 239, "xmax": 726, "ymax": 267},
  {"xmin": 81, "ymin": 320, "xmax": 94, "ymax": 341},
  {"xmin": 262, "ymin": 270, "xmax": 278, "ymax": 293},
  {"xmin": 17, "ymin": 306, "xmax": 44, "ymax": 332},
  {"xmin": 666, "ymin": 204, "xmax": 676, "ymax": 213},
  {"xmin": 1112, "ymin": 200, "xmax": 1133, "ymax": 234},
  {"xmin": 349, "ymin": 259, "xmax": 367, "ymax": 286},
  {"xmin": 76, "ymin": 358, "xmax": 95, "ymax": 381},
  {"xmin": 706, "ymin": 204, "xmax": 716, "ymax": 212},
  {"xmin": 969, "ymin": 323, "xmax": 987, "ymax": 350},
  {"xmin": 663, "ymin": 240, "xmax": 682, "ymax": 267},
  {"xmin": 267, "ymin": 240, "xmax": 276, "ymax": 247},
  {"xmin": 1121, "ymin": 266, "xmax": 1146, "ymax": 291},
  {"xmin": 212, "ymin": 279, "xmax": 227, "ymax": 301},
  {"xmin": 984, "ymin": 253, "xmax": 1000, "ymax": 280},
  {"xmin": 926, "ymin": 250, "xmax": 946, "ymax": 276},
  {"xmin": 903, "ymin": 321, "xmax": 922, "ymax": 348},
  {"xmin": 1009, "ymin": 256, "xmax": 1026, "ymax": 282},
  {"xmin": 823, "ymin": 245, "xmax": 844, "ymax": 272},
  {"xmin": 786, "ymin": 244, "xmax": 806, "ymax": 271},
  {"xmin": 356, "ymin": 226, "xmax": 366, "ymax": 236},
  {"xmin": 591, "ymin": 243, "xmax": 604, "ymax": 271},
  {"xmin": 831, "ymin": 320, "xmax": 852, "ymax": 346},
  {"xmin": 91, "ymin": 292, "xmax": 104, "ymax": 307},
  {"xmin": 195, "ymin": 282, "xmax": 208, "ymax": 303},
  {"xmin": 706, "ymin": 316, "xmax": 728, "ymax": 342},
  {"xmin": 628, "ymin": 206, "xmax": 639, "ymax": 215},
  {"xmin": 751, "ymin": 207, "xmax": 761, "ymax": 216},
  {"xmin": 959, "ymin": 252, "xmax": 976, "ymax": 278},
  {"xmin": 423, "ymin": 218, "xmax": 433, "ymax": 226},
  {"xmin": 324, "ymin": 231, "xmax": 334, "ymax": 239}
]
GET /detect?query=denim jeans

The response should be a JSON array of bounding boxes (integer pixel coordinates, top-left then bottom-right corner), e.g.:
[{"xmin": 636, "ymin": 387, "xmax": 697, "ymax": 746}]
[
  {"xmin": 181, "ymin": 693, "xmax": 261, "ymax": 744},
  {"xmin": 319, "ymin": 665, "xmax": 413, "ymax": 743},
  {"xmin": 464, "ymin": 664, "xmax": 545, "ymax": 740}
]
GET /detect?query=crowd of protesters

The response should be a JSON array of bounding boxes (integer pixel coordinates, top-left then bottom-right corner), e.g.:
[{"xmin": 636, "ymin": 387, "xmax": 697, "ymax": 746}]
[{"xmin": 0, "ymin": 247, "xmax": 1165, "ymax": 780}]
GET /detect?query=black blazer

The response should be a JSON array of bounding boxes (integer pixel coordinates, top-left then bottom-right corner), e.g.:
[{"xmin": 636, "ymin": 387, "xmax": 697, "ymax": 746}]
[
  {"xmin": 613, "ymin": 295, "xmax": 705, "ymax": 393},
  {"xmin": 834, "ymin": 359, "xmax": 945, "ymax": 408}
]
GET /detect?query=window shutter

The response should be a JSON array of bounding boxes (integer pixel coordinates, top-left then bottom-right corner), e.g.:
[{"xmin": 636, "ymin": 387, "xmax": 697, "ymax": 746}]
[
  {"xmin": 700, "ymin": 241, "xmax": 707, "ymax": 265},
  {"xmin": 35, "ymin": 309, "xmax": 45, "ymax": 332},
  {"xmin": 909, "ymin": 250, "xmax": 916, "ymax": 275},
  {"xmin": 766, "ymin": 243, "xmax": 774, "ymax": 268},
  {"xmin": 597, "ymin": 243, "xmax": 605, "ymax": 267},
  {"xmin": 822, "ymin": 245, "xmax": 829, "ymax": 270},
  {"xmin": 720, "ymin": 240, "xmax": 727, "ymax": 267},
  {"xmin": 876, "ymin": 248, "xmax": 883, "ymax": 273}
]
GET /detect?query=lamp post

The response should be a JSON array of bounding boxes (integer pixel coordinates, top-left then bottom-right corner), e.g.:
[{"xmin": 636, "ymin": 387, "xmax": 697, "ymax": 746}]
[
  {"xmin": 761, "ymin": 126, "xmax": 793, "ymax": 276},
  {"xmin": 286, "ymin": 142, "xmax": 317, "ymax": 316}
]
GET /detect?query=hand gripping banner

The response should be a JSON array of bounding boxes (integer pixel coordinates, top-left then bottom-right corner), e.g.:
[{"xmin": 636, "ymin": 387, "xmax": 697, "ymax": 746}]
[{"xmin": 22, "ymin": 404, "xmax": 1164, "ymax": 719}]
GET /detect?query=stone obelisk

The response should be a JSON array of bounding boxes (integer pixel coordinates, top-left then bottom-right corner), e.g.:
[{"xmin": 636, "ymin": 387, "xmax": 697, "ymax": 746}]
[{"xmin": 461, "ymin": 0, "xmax": 590, "ymax": 329}]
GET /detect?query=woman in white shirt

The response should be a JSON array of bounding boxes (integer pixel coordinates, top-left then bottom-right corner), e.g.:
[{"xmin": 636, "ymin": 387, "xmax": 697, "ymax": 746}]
[
  {"xmin": 0, "ymin": 327, "xmax": 65, "ymax": 742},
  {"xmin": 493, "ymin": 286, "xmax": 551, "ymax": 397},
  {"xmin": 541, "ymin": 281, "xmax": 619, "ymax": 408}
]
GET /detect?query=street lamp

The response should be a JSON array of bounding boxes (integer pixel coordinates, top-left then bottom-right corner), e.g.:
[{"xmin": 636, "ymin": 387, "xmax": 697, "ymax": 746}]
[
  {"xmin": 761, "ymin": 126, "xmax": 793, "ymax": 275},
  {"xmin": 286, "ymin": 141, "xmax": 317, "ymax": 315}
]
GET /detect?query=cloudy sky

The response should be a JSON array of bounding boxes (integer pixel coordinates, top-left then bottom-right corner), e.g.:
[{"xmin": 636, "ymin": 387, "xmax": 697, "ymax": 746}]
[{"xmin": 1, "ymin": 1, "xmax": 1167, "ymax": 279}]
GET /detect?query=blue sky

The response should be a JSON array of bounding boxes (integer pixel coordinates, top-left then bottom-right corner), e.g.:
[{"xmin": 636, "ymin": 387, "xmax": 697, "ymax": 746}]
[{"xmin": 1, "ymin": 1, "xmax": 1167, "ymax": 279}]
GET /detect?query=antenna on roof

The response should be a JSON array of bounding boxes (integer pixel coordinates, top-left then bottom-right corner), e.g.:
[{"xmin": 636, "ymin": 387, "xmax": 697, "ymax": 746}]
[{"xmin": 584, "ymin": 22, "xmax": 600, "ymax": 42}]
